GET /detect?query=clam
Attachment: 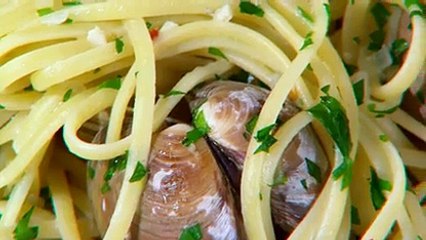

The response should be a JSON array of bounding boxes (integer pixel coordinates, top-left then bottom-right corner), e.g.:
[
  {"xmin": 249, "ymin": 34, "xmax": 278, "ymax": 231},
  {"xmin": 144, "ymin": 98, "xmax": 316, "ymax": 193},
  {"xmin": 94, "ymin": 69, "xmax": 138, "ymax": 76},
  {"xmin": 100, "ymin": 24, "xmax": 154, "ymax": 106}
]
[
  {"xmin": 189, "ymin": 81, "xmax": 329, "ymax": 231},
  {"xmin": 87, "ymin": 123, "xmax": 243, "ymax": 239}
]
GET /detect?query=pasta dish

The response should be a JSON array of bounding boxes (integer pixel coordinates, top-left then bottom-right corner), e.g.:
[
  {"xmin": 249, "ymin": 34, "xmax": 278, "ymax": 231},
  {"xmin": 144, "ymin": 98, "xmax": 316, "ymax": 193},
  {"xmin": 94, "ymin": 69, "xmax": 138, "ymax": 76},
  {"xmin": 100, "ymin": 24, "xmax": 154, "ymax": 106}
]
[{"xmin": 0, "ymin": 0, "xmax": 424, "ymax": 239}]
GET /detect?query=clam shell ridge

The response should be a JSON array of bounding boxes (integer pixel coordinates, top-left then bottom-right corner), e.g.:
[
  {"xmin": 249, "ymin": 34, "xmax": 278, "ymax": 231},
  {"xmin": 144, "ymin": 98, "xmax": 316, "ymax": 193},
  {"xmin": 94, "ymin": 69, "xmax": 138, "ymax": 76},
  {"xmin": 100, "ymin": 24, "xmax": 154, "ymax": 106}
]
[
  {"xmin": 190, "ymin": 81, "xmax": 329, "ymax": 232},
  {"xmin": 87, "ymin": 123, "xmax": 242, "ymax": 239}
]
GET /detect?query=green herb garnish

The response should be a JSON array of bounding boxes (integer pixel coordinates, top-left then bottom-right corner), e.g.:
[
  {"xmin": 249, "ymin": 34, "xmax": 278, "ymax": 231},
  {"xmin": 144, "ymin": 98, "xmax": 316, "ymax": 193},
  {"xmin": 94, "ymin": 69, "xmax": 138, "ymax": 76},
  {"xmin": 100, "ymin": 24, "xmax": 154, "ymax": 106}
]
[
  {"xmin": 351, "ymin": 205, "xmax": 361, "ymax": 225},
  {"xmin": 102, "ymin": 151, "xmax": 128, "ymax": 194},
  {"xmin": 390, "ymin": 38, "xmax": 409, "ymax": 65},
  {"xmin": 245, "ymin": 115, "xmax": 259, "ymax": 136},
  {"xmin": 115, "ymin": 37, "xmax": 124, "ymax": 54},
  {"xmin": 163, "ymin": 90, "xmax": 186, "ymax": 98},
  {"xmin": 300, "ymin": 179, "xmax": 308, "ymax": 190},
  {"xmin": 179, "ymin": 223, "xmax": 203, "ymax": 240},
  {"xmin": 146, "ymin": 22, "xmax": 153, "ymax": 29},
  {"xmin": 352, "ymin": 79, "xmax": 364, "ymax": 106},
  {"xmin": 0, "ymin": 104, "xmax": 5, "ymax": 110},
  {"xmin": 253, "ymin": 123, "xmax": 277, "ymax": 154},
  {"xmin": 64, "ymin": 18, "xmax": 73, "ymax": 24},
  {"xmin": 379, "ymin": 134, "xmax": 389, "ymax": 142},
  {"xmin": 370, "ymin": 167, "xmax": 392, "ymax": 210},
  {"xmin": 62, "ymin": 1, "xmax": 81, "ymax": 6},
  {"xmin": 300, "ymin": 32, "xmax": 314, "ymax": 50},
  {"xmin": 259, "ymin": 192, "xmax": 263, "ymax": 200},
  {"xmin": 129, "ymin": 162, "xmax": 148, "ymax": 182},
  {"xmin": 308, "ymin": 92, "xmax": 353, "ymax": 189},
  {"xmin": 37, "ymin": 7, "xmax": 54, "ymax": 16},
  {"xmin": 305, "ymin": 158, "xmax": 322, "ymax": 183},
  {"xmin": 367, "ymin": 103, "xmax": 398, "ymax": 118},
  {"xmin": 88, "ymin": 166, "xmax": 95, "ymax": 180},
  {"xmin": 371, "ymin": 3, "xmax": 390, "ymax": 28},
  {"xmin": 323, "ymin": 3, "xmax": 331, "ymax": 29},
  {"xmin": 208, "ymin": 47, "xmax": 227, "ymax": 60},
  {"xmin": 297, "ymin": 6, "xmax": 314, "ymax": 23},
  {"xmin": 14, "ymin": 207, "xmax": 39, "ymax": 240},
  {"xmin": 268, "ymin": 171, "xmax": 287, "ymax": 187},
  {"xmin": 239, "ymin": 1, "xmax": 264, "ymax": 17},
  {"xmin": 98, "ymin": 76, "xmax": 122, "ymax": 90},
  {"xmin": 344, "ymin": 62, "xmax": 358, "ymax": 76},
  {"xmin": 183, "ymin": 110, "xmax": 210, "ymax": 146},
  {"xmin": 63, "ymin": 89, "xmax": 73, "ymax": 102},
  {"xmin": 353, "ymin": 36, "xmax": 361, "ymax": 45},
  {"xmin": 321, "ymin": 85, "xmax": 330, "ymax": 94},
  {"xmin": 368, "ymin": 29, "xmax": 385, "ymax": 51}
]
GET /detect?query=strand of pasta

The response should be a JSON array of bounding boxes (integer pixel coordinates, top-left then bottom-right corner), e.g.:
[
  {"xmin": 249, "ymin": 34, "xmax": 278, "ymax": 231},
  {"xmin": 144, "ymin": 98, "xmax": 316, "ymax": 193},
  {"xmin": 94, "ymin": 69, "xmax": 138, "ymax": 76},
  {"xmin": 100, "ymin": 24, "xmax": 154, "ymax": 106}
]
[
  {"xmin": 102, "ymin": 18, "xmax": 155, "ymax": 240},
  {"xmin": 389, "ymin": 109, "xmax": 426, "ymax": 142},
  {"xmin": 0, "ymin": 91, "xmax": 41, "ymax": 111},
  {"xmin": 0, "ymin": 112, "xmax": 27, "ymax": 146},
  {"xmin": 336, "ymin": 199, "xmax": 352, "ymax": 240},
  {"xmin": 396, "ymin": 206, "xmax": 417, "ymax": 239},
  {"xmin": 0, "ymin": 88, "xmax": 94, "ymax": 188},
  {"xmin": 371, "ymin": 4, "xmax": 426, "ymax": 100},
  {"xmin": 375, "ymin": 117, "xmax": 415, "ymax": 148},
  {"xmin": 69, "ymin": 186, "xmax": 94, "ymax": 220},
  {"xmin": 398, "ymin": 148, "xmax": 426, "ymax": 169},
  {"xmin": 240, "ymin": 0, "xmax": 328, "ymax": 239},
  {"xmin": 359, "ymin": 112, "xmax": 406, "ymax": 239},
  {"xmin": 0, "ymin": 40, "xmax": 93, "ymax": 92},
  {"xmin": 404, "ymin": 191, "xmax": 426, "ymax": 238},
  {"xmin": 0, "ymin": 0, "xmax": 35, "ymax": 37},
  {"xmin": 48, "ymin": 167, "xmax": 81, "ymax": 240}
]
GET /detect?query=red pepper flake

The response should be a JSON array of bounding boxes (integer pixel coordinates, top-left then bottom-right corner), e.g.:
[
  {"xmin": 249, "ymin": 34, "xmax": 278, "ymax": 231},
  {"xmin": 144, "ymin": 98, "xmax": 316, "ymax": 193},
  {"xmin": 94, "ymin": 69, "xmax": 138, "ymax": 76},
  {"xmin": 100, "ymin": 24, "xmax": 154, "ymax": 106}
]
[{"xmin": 149, "ymin": 29, "xmax": 159, "ymax": 40}]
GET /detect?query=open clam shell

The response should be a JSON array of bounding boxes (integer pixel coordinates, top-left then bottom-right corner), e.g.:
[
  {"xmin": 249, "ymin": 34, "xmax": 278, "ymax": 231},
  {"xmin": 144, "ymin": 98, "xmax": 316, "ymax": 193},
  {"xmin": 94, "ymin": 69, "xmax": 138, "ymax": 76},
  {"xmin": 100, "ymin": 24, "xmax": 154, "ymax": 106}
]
[
  {"xmin": 189, "ymin": 81, "xmax": 329, "ymax": 231},
  {"xmin": 87, "ymin": 123, "xmax": 243, "ymax": 239}
]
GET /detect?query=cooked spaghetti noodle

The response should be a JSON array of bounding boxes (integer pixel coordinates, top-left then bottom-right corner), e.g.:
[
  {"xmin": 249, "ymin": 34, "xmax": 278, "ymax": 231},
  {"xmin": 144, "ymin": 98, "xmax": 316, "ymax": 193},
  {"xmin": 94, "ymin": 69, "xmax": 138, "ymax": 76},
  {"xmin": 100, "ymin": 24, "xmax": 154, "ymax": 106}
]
[{"xmin": 0, "ymin": 0, "xmax": 424, "ymax": 239}]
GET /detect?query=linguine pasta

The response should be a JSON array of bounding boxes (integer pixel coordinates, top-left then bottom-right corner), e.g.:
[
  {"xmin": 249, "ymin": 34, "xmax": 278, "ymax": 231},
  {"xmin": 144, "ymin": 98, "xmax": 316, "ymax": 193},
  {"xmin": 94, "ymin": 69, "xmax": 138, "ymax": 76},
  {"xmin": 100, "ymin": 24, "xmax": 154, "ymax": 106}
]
[{"xmin": 0, "ymin": 0, "xmax": 425, "ymax": 239}]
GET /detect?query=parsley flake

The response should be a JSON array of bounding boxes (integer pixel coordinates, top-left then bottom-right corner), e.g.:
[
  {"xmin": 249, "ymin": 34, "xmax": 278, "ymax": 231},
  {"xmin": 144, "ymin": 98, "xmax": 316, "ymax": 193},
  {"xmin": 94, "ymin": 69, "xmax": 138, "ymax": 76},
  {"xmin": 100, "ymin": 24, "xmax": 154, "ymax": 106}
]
[
  {"xmin": 37, "ymin": 7, "xmax": 54, "ymax": 16},
  {"xmin": 64, "ymin": 18, "xmax": 73, "ymax": 24},
  {"xmin": 245, "ymin": 115, "xmax": 259, "ymax": 136},
  {"xmin": 14, "ymin": 207, "xmax": 39, "ymax": 240},
  {"xmin": 352, "ymin": 36, "xmax": 361, "ymax": 45},
  {"xmin": 300, "ymin": 32, "xmax": 314, "ymax": 50},
  {"xmin": 368, "ymin": 29, "xmax": 385, "ymax": 51},
  {"xmin": 179, "ymin": 223, "xmax": 203, "ymax": 240},
  {"xmin": 208, "ymin": 47, "xmax": 227, "ymax": 60},
  {"xmin": 163, "ymin": 90, "xmax": 186, "ymax": 98},
  {"xmin": 183, "ymin": 110, "xmax": 210, "ymax": 146},
  {"xmin": 63, "ymin": 89, "xmax": 73, "ymax": 102},
  {"xmin": 300, "ymin": 179, "xmax": 308, "ymax": 190},
  {"xmin": 370, "ymin": 167, "xmax": 392, "ymax": 210},
  {"xmin": 367, "ymin": 104, "xmax": 398, "ymax": 118},
  {"xmin": 146, "ymin": 22, "xmax": 153, "ymax": 29},
  {"xmin": 297, "ymin": 6, "xmax": 314, "ymax": 23},
  {"xmin": 268, "ymin": 171, "xmax": 287, "ymax": 187},
  {"xmin": 87, "ymin": 166, "xmax": 95, "ymax": 180},
  {"xmin": 129, "ymin": 162, "xmax": 148, "ymax": 182},
  {"xmin": 102, "ymin": 151, "xmax": 128, "ymax": 194},
  {"xmin": 239, "ymin": 1, "xmax": 264, "ymax": 17},
  {"xmin": 308, "ymin": 94, "xmax": 353, "ymax": 189},
  {"xmin": 259, "ymin": 192, "xmax": 263, "ymax": 200},
  {"xmin": 98, "ymin": 76, "xmax": 122, "ymax": 90},
  {"xmin": 0, "ymin": 104, "xmax": 5, "ymax": 110},
  {"xmin": 351, "ymin": 205, "xmax": 361, "ymax": 225},
  {"xmin": 253, "ymin": 123, "xmax": 277, "ymax": 154},
  {"xmin": 344, "ymin": 62, "xmax": 358, "ymax": 76},
  {"xmin": 305, "ymin": 158, "xmax": 322, "ymax": 183},
  {"xmin": 352, "ymin": 79, "xmax": 365, "ymax": 106},
  {"xmin": 390, "ymin": 38, "xmax": 409, "ymax": 65},
  {"xmin": 115, "ymin": 38, "xmax": 124, "ymax": 54},
  {"xmin": 379, "ymin": 134, "xmax": 389, "ymax": 142},
  {"xmin": 371, "ymin": 3, "xmax": 390, "ymax": 28},
  {"xmin": 62, "ymin": 1, "xmax": 81, "ymax": 6}
]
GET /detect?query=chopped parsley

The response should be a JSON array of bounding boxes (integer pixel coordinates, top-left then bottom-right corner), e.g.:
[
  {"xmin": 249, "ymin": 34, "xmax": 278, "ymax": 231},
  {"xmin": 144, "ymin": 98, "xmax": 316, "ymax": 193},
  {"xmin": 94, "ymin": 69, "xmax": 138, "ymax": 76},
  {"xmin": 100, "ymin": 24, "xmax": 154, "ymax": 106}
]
[
  {"xmin": 37, "ymin": 7, "xmax": 54, "ymax": 16},
  {"xmin": 182, "ymin": 110, "xmax": 210, "ymax": 146},
  {"xmin": 416, "ymin": 90, "xmax": 425, "ymax": 103},
  {"xmin": 63, "ymin": 89, "xmax": 73, "ymax": 102},
  {"xmin": 420, "ymin": 195, "xmax": 426, "ymax": 205},
  {"xmin": 370, "ymin": 167, "xmax": 392, "ymax": 210},
  {"xmin": 308, "ymin": 91, "xmax": 353, "ymax": 189},
  {"xmin": 379, "ymin": 134, "xmax": 389, "ymax": 142},
  {"xmin": 371, "ymin": 3, "xmax": 390, "ymax": 28},
  {"xmin": 300, "ymin": 32, "xmax": 314, "ymax": 50},
  {"xmin": 24, "ymin": 85, "xmax": 34, "ymax": 91},
  {"xmin": 321, "ymin": 85, "xmax": 330, "ymax": 94},
  {"xmin": 268, "ymin": 171, "xmax": 287, "ymax": 187},
  {"xmin": 351, "ymin": 205, "xmax": 361, "ymax": 225},
  {"xmin": 300, "ymin": 179, "xmax": 308, "ymax": 190},
  {"xmin": 368, "ymin": 29, "xmax": 385, "ymax": 52},
  {"xmin": 179, "ymin": 223, "xmax": 203, "ymax": 240},
  {"xmin": 405, "ymin": 0, "xmax": 426, "ymax": 18},
  {"xmin": 344, "ymin": 62, "xmax": 358, "ymax": 76},
  {"xmin": 390, "ymin": 39, "xmax": 409, "ymax": 65},
  {"xmin": 115, "ymin": 37, "xmax": 124, "ymax": 54},
  {"xmin": 367, "ymin": 103, "xmax": 398, "ymax": 118},
  {"xmin": 98, "ymin": 76, "xmax": 122, "ymax": 90},
  {"xmin": 297, "ymin": 6, "xmax": 314, "ymax": 23},
  {"xmin": 87, "ymin": 166, "xmax": 95, "ymax": 180},
  {"xmin": 62, "ymin": 1, "xmax": 81, "ymax": 6},
  {"xmin": 102, "ymin": 151, "xmax": 128, "ymax": 194},
  {"xmin": 229, "ymin": 69, "xmax": 251, "ymax": 83},
  {"xmin": 163, "ymin": 90, "xmax": 186, "ymax": 98},
  {"xmin": 64, "ymin": 18, "xmax": 73, "ymax": 24},
  {"xmin": 93, "ymin": 67, "xmax": 101, "ymax": 74},
  {"xmin": 239, "ymin": 1, "xmax": 264, "ymax": 17},
  {"xmin": 352, "ymin": 79, "xmax": 365, "ymax": 106},
  {"xmin": 417, "ymin": 236, "xmax": 424, "ymax": 240},
  {"xmin": 305, "ymin": 158, "xmax": 322, "ymax": 183},
  {"xmin": 146, "ymin": 22, "xmax": 153, "ymax": 29},
  {"xmin": 352, "ymin": 36, "xmax": 361, "ymax": 45},
  {"xmin": 323, "ymin": 3, "xmax": 331, "ymax": 29},
  {"xmin": 208, "ymin": 47, "xmax": 227, "ymax": 60},
  {"xmin": 245, "ymin": 115, "xmax": 259, "ymax": 137},
  {"xmin": 254, "ymin": 124, "xmax": 277, "ymax": 154},
  {"xmin": 0, "ymin": 104, "xmax": 5, "ymax": 110},
  {"xmin": 14, "ymin": 207, "xmax": 39, "ymax": 240},
  {"xmin": 350, "ymin": 0, "xmax": 355, "ymax": 5},
  {"xmin": 129, "ymin": 162, "xmax": 148, "ymax": 182},
  {"xmin": 259, "ymin": 192, "xmax": 263, "ymax": 200},
  {"xmin": 40, "ymin": 187, "xmax": 53, "ymax": 210}
]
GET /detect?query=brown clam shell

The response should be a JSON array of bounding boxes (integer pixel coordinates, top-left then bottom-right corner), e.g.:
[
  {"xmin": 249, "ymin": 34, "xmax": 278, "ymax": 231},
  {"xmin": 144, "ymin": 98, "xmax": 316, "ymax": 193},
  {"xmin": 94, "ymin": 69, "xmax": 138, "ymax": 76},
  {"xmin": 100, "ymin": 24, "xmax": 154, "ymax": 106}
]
[
  {"xmin": 86, "ymin": 123, "xmax": 242, "ymax": 239},
  {"xmin": 189, "ymin": 81, "xmax": 329, "ymax": 232}
]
